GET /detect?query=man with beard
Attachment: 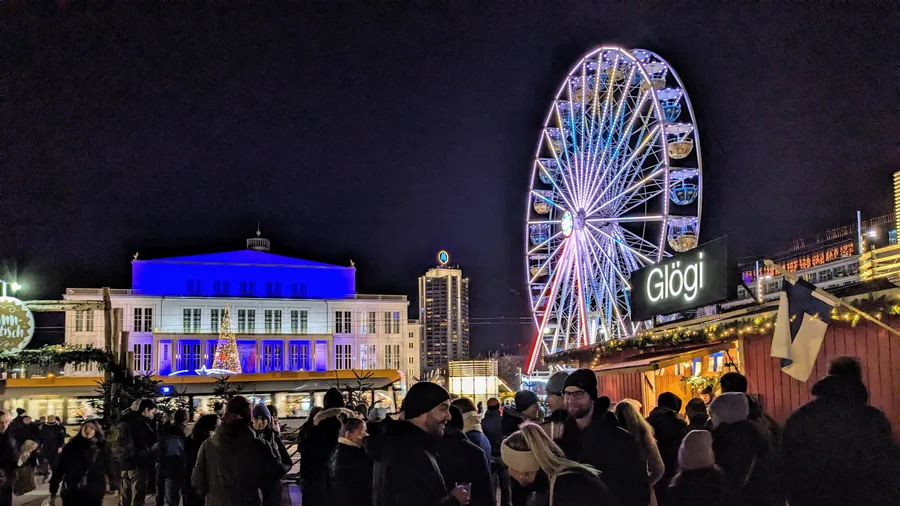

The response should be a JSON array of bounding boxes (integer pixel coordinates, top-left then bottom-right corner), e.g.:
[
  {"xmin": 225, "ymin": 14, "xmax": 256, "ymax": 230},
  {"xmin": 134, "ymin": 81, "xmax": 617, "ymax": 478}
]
[
  {"xmin": 367, "ymin": 382, "xmax": 471, "ymax": 506},
  {"xmin": 557, "ymin": 369, "xmax": 650, "ymax": 506}
]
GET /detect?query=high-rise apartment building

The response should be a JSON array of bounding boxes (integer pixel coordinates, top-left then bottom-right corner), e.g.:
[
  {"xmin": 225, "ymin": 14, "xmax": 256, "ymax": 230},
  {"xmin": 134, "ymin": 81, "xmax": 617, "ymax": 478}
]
[{"xmin": 418, "ymin": 251, "xmax": 470, "ymax": 371}]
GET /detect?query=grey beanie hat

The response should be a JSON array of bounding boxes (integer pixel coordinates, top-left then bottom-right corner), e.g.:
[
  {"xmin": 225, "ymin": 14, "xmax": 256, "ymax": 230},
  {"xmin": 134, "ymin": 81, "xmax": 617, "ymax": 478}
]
[{"xmin": 546, "ymin": 371, "xmax": 570, "ymax": 396}]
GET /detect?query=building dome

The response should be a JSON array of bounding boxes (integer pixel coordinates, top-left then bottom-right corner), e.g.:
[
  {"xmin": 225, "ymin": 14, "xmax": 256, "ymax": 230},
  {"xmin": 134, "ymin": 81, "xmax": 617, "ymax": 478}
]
[{"xmin": 247, "ymin": 226, "xmax": 270, "ymax": 252}]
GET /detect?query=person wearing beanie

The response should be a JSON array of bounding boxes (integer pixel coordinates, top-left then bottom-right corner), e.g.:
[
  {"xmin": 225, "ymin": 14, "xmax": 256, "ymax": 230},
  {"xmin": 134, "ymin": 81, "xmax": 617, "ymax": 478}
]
[
  {"xmin": 647, "ymin": 391, "xmax": 688, "ymax": 502},
  {"xmin": 501, "ymin": 390, "xmax": 540, "ymax": 437},
  {"xmin": 783, "ymin": 356, "xmax": 899, "ymax": 506},
  {"xmin": 709, "ymin": 392, "xmax": 777, "ymax": 506},
  {"xmin": 298, "ymin": 390, "xmax": 357, "ymax": 506},
  {"xmin": 667, "ymin": 430, "xmax": 727, "ymax": 506},
  {"xmin": 557, "ymin": 368, "xmax": 651, "ymax": 506},
  {"xmin": 366, "ymin": 382, "xmax": 471, "ymax": 506},
  {"xmin": 251, "ymin": 404, "xmax": 292, "ymax": 506},
  {"xmin": 540, "ymin": 372, "xmax": 570, "ymax": 442},
  {"xmin": 191, "ymin": 396, "xmax": 286, "ymax": 506}
]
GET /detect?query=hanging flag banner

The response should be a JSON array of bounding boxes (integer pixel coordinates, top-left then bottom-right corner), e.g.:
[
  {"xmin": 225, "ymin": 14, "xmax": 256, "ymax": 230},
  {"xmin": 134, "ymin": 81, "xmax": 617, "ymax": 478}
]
[
  {"xmin": 629, "ymin": 238, "xmax": 734, "ymax": 321},
  {"xmin": 0, "ymin": 296, "xmax": 35, "ymax": 353},
  {"xmin": 770, "ymin": 277, "xmax": 836, "ymax": 382}
]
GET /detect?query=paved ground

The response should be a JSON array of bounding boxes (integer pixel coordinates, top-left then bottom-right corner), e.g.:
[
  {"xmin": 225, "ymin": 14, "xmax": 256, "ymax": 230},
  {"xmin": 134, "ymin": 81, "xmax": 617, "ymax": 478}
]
[{"xmin": 11, "ymin": 481, "xmax": 301, "ymax": 506}]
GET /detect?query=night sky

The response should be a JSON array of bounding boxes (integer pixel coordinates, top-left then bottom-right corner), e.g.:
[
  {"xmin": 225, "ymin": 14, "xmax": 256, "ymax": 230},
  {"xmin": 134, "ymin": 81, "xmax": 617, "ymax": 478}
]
[{"xmin": 2, "ymin": 2, "xmax": 897, "ymax": 353}]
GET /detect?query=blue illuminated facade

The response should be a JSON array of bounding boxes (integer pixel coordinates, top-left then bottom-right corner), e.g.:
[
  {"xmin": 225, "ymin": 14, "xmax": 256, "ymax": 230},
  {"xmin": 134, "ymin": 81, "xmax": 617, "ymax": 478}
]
[{"xmin": 131, "ymin": 250, "xmax": 356, "ymax": 299}]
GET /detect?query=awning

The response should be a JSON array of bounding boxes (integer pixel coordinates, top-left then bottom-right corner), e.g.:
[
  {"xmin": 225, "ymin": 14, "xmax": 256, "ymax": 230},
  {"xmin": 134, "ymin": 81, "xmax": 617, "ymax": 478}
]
[
  {"xmin": 593, "ymin": 341, "xmax": 735, "ymax": 376},
  {"xmin": 291, "ymin": 377, "xmax": 396, "ymax": 393}
]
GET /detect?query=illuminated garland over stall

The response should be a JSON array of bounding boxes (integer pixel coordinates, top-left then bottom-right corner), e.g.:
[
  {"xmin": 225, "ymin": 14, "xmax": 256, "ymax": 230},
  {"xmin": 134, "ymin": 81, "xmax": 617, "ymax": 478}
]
[
  {"xmin": 548, "ymin": 298, "xmax": 900, "ymax": 366},
  {"xmin": 0, "ymin": 344, "xmax": 115, "ymax": 370}
]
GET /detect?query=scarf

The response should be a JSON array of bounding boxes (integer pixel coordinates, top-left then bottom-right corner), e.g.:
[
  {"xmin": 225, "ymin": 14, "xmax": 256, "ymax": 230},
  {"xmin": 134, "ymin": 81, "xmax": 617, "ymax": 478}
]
[
  {"xmin": 337, "ymin": 436, "xmax": 359, "ymax": 448},
  {"xmin": 462, "ymin": 411, "xmax": 483, "ymax": 434}
]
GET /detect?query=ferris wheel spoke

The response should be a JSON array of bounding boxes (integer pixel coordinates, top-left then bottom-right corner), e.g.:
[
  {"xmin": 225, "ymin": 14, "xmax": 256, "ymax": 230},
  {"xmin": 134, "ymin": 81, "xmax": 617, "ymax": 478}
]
[
  {"xmin": 584, "ymin": 234, "xmax": 628, "ymax": 339},
  {"xmin": 588, "ymin": 222, "xmax": 657, "ymax": 267},
  {"xmin": 587, "ymin": 163, "xmax": 665, "ymax": 216},
  {"xmin": 617, "ymin": 226, "xmax": 663, "ymax": 258},
  {"xmin": 585, "ymin": 125, "xmax": 662, "ymax": 215},
  {"xmin": 528, "ymin": 237, "xmax": 570, "ymax": 284},
  {"xmin": 527, "ymin": 230, "xmax": 563, "ymax": 255},
  {"xmin": 587, "ymin": 215, "xmax": 665, "ymax": 223}
]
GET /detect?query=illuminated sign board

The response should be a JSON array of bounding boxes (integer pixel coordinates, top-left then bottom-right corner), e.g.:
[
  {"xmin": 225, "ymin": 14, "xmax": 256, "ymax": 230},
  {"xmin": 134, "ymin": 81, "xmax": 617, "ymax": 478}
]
[
  {"xmin": 438, "ymin": 250, "xmax": 450, "ymax": 266},
  {"xmin": 0, "ymin": 297, "xmax": 35, "ymax": 353},
  {"xmin": 629, "ymin": 238, "xmax": 733, "ymax": 321}
]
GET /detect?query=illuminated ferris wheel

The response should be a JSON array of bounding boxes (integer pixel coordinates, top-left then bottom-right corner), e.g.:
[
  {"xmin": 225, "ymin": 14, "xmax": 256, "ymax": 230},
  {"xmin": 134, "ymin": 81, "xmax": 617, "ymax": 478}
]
[{"xmin": 525, "ymin": 47, "xmax": 703, "ymax": 373}]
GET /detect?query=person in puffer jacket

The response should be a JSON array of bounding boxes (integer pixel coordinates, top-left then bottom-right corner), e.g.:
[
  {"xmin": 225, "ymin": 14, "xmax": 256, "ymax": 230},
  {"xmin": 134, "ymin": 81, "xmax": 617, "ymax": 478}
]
[
  {"xmin": 326, "ymin": 412, "xmax": 371, "ymax": 506},
  {"xmin": 252, "ymin": 403, "xmax": 293, "ymax": 506}
]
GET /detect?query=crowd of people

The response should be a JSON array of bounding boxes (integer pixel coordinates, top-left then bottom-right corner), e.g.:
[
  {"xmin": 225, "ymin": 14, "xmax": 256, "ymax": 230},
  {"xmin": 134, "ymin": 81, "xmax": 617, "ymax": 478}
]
[{"xmin": 0, "ymin": 354, "xmax": 897, "ymax": 506}]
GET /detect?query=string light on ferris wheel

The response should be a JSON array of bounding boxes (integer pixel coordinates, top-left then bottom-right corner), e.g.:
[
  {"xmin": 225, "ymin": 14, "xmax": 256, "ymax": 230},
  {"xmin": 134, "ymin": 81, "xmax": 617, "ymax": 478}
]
[{"xmin": 525, "ymin": 46, "xmax": 704, "ymax": 374}]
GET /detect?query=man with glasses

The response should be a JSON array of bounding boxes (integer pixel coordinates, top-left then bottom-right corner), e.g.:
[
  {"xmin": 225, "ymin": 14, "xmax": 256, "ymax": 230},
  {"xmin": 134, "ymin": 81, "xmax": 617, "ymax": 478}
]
[{"xmin": 557, "ymin": 369, "xmax": 651, "ymax": 506}]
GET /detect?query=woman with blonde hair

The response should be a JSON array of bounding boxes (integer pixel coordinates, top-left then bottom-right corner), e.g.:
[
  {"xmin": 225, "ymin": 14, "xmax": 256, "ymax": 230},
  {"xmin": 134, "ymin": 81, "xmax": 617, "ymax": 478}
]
[
  {"xmin": 615, "ymin": 400, "xmax": 665, "ymax": 506},
  {"xmin": 500, "ymin": 422, "xmax": 614, "ymax": 506}
]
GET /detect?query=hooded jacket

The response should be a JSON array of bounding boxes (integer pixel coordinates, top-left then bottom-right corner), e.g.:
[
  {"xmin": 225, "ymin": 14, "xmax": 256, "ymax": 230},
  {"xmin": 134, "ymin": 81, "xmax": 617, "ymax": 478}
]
[
  {"xmin": 437, "ymin": 426, "xmax": 493, "ymax": 506},
  {"xmin": 191, "ymin": 422, "xmax": 286, "ymax": 506},
  {"xmin": 298, "ymin": 407, "xmax": 357, "ymax": 484},
  {"xmin": 557, "ymin": 402, "xmax": 651, "ymax": 506},
  {"xmin": 365, "ymin": 420, "xmax": 459, "ymax": 506},
  {"xmin": 326, "ymin": 438, "xmax": 373, "ymax": 506},
  {"xmin": 783, "ymin": 375, "xmax": 899, "ymax": 506},
  {"xmin": 49, "ymin": 435, "xmax": 115, "ymax": 500}
]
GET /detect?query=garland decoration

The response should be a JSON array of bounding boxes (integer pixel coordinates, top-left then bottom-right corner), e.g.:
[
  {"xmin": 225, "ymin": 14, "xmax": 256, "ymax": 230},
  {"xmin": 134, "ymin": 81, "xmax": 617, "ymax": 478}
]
[
  {"xmin": 549, "ymin": 296, "xmax": 900, "ymax": 365},
  {"xmin": 0, "ymin": 344, "xmax": 114, "ymax": 370}
]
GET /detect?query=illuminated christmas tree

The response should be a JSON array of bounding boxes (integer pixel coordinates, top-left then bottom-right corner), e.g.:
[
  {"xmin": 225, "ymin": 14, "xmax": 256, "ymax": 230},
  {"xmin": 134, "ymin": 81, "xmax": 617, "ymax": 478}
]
[{"xmin": 212, "ymin": 305, "xmax": 242, "ymax": 374}]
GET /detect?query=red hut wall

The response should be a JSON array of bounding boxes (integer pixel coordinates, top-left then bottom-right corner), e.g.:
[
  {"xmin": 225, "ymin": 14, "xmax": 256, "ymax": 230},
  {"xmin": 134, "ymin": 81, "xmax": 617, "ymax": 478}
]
[
  {"xmin": 596, "ymin": 371, "xmax": 643, "ymax": 403},
  {"xmin": 743, "ymin": 319, "xmax": 900, "ymax": 433}
]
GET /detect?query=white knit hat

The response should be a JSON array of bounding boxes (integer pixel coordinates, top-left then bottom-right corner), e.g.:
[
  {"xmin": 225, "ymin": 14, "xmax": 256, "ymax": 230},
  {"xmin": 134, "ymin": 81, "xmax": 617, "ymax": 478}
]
[
  {"xmin": 708, "ymin": 391, "xmax": 748, "ymax": 427},
  {"xmin": 678, "ymin": 430, "xmax": 715, "ymax": 471}
]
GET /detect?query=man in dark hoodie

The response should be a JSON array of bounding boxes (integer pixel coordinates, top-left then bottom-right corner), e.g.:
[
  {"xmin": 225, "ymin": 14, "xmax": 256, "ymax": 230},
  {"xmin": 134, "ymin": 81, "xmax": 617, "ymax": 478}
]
[
  {"xmin": 298, "ymin": 387, "xmax": 353, "ymax": 506},
  {"xmin": 783, "ymin": 357, "xmax": 899, "ymax": 506},
  {"xmin": 191, "ymin": 396, "xmax": 286, "ymax": 506},
  {"xmin": 557, "ymin": 369, "xmax": 650, "ymax": 506},
  {"xmin": 367, "ymin": 382, "xmax": 470, "ymax": 506},
  {"xmin": 439, "ymin": 405, "xmax": 493, "ymax": 506},
  {"xmin": 646, "ymin": 391, "xmax": 687, "ymax": 502}
]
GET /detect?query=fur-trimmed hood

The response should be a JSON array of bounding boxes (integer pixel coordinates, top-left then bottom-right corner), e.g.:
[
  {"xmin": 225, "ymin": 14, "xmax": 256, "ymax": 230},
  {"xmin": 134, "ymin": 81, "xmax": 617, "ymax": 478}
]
[{"xmin": 313, "ymin": 407, "xmax": 359, "ymax": 426}]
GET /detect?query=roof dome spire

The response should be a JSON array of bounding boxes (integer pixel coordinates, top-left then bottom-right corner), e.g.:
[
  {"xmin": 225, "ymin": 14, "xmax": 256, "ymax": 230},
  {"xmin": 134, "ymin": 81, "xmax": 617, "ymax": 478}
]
[{"xmin": 247, "ymin": 224, "xmax": 270, "ymax": 252}]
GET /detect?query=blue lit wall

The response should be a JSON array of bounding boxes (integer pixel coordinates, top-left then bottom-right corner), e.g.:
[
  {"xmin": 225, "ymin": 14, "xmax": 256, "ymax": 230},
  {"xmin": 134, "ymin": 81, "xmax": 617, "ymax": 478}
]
[{"xmin": 131, "ymin": 250, "xmax": 356, "ymax": 298}]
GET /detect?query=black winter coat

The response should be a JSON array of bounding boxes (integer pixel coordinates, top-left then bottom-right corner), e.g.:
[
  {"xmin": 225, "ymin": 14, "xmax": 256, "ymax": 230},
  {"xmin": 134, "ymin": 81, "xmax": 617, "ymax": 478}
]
[
  {"xmin": 0, "ymin": 431, "xmax": 17, "ymax": 493},
  {"xmin": 501, "ymin": 407, "xmax": 527, "ymax": 437},
  {"xmin": 191, "ymin": 422, "xmax": 286, "ymax": 506},
  {"xmin": 782, "ymin": 375, "xmax": 900, "ymax": 506},
  {"xmin": 182, "ymin": 433, "xmax": 212, "ymax": 506},
  {"xmin": 113, "ymin": 410, "xmax": 157, "ymax": 471},
  {"xmin": 49, "ymin": 436, "xmax": 115, "ymax": 502},
  {"xmin": 39, "ymin": 423, "xmax": 68, "ymax": 460},
  {"xmin": 521, "ymin": 468, "xmax": 617, "ymax": 506},
  {"xmin": 256, "ymin": 427, "xmax": 293, "ymax": 506},
  {"xmin": 298, "ymin": 407, "xmax": 355, "ymax": 484},
  {"xmin": 480, "ymin": 409, "xmax": 503, "ymax": 458},
  {"xmin": 15, "ymin": 423, "xmax": 40, "ymax": 450},
  {"xmin": 366, "ymin": 420, "xmax": 459, "ymax": 506},
  {"xmin": 326, "ymin": 441, "xmax": 372, "ymax": 506},
  {"xmin": 436, "ymin": 427, "xmax": 493, "ymax": 506},
  {"xmin": 153, "ymin": 423, "xmax": 186, "ymax": 479},
  {"xmin": 646, "ymin": 406, "xmax": 687, "ymax": 495},
  {"xmin": 711, "ymin": 419, "xmax": 778, "ymax": 506},
  {"xmin": 557, "ymin": 404, "xmax": 650, "ymax": 506},
  {"xmin": 666, "ymin": 467, "xmax": 727, "ymax": 506}
]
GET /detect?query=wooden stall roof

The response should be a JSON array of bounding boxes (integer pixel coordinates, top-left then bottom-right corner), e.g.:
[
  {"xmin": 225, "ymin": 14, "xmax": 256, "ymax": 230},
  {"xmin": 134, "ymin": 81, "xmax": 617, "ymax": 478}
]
[{"xmin": 592, "ymin": 341, "xmax": 735, "ymax": 375}]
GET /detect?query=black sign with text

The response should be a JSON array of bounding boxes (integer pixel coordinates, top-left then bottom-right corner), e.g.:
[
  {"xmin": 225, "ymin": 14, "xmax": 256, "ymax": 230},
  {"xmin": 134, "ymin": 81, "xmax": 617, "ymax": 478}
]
[{"xmin": 629, "ymin": 238, "xmax": 733, "ymax": 321}]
